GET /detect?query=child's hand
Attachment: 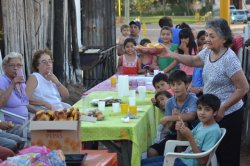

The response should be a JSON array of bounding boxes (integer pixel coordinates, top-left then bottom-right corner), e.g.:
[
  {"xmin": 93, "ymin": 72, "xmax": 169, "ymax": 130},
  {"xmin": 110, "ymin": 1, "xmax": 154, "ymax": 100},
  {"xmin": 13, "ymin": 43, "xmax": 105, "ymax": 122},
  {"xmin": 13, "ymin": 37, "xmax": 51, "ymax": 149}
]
[
  {"xmin": 177, "ymin": 116, "xmax": 192, "ymax": 139},
  {"xmin": 160, "ymin": 117, "xmax": 168, "ymax": 125},
  {"xmin": 151, "ymin": 98, "xmax": 157, "ymax": 105},
  {"xmin": 175, "ymin": 116, "xmax": 184, "ymax": 131}
]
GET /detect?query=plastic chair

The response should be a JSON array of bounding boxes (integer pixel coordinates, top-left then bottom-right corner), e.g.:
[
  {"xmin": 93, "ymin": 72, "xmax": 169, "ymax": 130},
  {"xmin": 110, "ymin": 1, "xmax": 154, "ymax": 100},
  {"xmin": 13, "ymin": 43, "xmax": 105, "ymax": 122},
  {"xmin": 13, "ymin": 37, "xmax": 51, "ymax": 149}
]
[
  {"xmin": 163, "ymin": 128, "xmax": 226, "ymax": 166},
  {"xmin": 0, "ymin": 109, "xmax": 30, "ymax": 145}
]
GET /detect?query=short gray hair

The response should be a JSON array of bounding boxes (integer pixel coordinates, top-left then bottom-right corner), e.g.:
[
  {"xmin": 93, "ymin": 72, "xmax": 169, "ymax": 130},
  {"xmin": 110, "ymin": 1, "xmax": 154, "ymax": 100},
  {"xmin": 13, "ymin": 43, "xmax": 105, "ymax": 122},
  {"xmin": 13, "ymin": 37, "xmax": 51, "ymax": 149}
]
[
  {"xmin": 205, "ymin": 18, "xmax": 233, "ymax": 48},
  {"xmin": 2, "ymin": 52, "xmax": 23, "ymax": 72}
]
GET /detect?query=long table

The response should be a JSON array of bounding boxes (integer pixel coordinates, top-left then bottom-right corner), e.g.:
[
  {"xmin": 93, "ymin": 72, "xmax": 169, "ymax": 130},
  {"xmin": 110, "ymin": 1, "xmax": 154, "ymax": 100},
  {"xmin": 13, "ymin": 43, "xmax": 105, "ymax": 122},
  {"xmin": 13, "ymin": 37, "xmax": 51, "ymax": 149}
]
[{"xmin": 74, "ymin": 76, "xmax": 165, "ymax": 166}]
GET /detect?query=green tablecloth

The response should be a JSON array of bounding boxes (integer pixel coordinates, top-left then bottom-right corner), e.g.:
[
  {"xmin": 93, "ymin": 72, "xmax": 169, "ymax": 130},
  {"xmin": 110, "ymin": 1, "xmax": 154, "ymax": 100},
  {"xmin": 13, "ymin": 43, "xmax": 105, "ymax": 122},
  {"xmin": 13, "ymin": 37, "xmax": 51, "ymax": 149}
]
[{"xmin": 74, "ymin": 91, "xmax": 157, "ymax": 166}]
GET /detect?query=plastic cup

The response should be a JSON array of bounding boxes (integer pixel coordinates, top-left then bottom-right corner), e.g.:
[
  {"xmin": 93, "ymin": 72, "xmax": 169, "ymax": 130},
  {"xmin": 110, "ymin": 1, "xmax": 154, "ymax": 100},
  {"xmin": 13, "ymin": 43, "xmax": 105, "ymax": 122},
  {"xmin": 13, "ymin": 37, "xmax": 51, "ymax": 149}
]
[
  {"xmin": 129, "ymin": 106, "xmax": 137, "ymax": 115},
  {"xmin": 128, "ymin": 97, "xmax": 136, "ymax": 106},
  {"xmin": 98, "ymin": 101, "xmax": 106, "ymax": 112},
  {"xmin": 120, "ymin": 103, "xmax": 128, "ymax": 115},
  {"xmin": 129, "ymin": 90, "xmax": 136, "ymax": 97},
  {"xmin": 112, "ymin": 103, "xmax": 120, "ymax": 113},
  {"xmin": 154, "ymin": 70, "xmax": 159, "ymax": 76},
  {"xmin": 138, "ymin": 86, "xmax": 146, "ymax": 100},
  {"xmin": 111, "ymin": 76, "xmax": 117, "ymax": 87}
]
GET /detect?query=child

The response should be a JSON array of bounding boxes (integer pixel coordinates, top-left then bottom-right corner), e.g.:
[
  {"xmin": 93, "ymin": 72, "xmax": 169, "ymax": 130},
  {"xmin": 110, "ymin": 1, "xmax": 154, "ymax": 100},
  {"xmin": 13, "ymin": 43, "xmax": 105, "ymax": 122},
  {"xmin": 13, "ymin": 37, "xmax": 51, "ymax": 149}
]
[
  {"xmin": 153, "ymin": 90, "xmax": 173, "ymax": 144},
  {"xmin": 152, "ymin": 73, "xmax": 173, "ymax": 95},
  {"xmin": 157, "ymin": 26, "xmax": 179, "ymax": 74},
  {"xmin": 188, "ymin": 30, "xmax": 205, "ymax": 97},
  {"xmin": 118, "ymin": 38, "xmax": 144, "ymax": 75},
  {"xmin": 139, "ymin": 38, "xmax": 159, "ymax": 74},
  {"xmin": 142, "ymin": 94, "xmax": 222, "ymax": 166},
  {"xmin": 178, "ymin": 28, "xmax": 197, "ymax": 82},
  {"xmin": 155, "ymin": 90, "xmax": 172, "ymax": 111},
  {"xmin": 118, "ymin": 24, "xmax": 130, "ymax": 56},
  {"xmin": 147, "ymin": 70, "xmax": 198, "ymax": 157}
]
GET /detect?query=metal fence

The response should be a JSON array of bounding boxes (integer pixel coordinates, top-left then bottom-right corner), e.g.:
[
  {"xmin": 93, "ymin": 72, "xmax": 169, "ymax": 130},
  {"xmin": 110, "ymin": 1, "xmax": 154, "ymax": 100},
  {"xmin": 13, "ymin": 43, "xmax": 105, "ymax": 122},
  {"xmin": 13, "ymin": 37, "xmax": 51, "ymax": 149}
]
[{"xmin": 80, "ymin": 45, "xmax": 117, "ymax": 90}]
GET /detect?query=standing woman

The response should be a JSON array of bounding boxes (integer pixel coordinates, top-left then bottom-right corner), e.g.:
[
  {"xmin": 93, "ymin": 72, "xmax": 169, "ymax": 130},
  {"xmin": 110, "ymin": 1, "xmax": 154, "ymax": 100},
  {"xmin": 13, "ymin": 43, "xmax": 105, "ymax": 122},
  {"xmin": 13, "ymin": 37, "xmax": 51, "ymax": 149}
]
[
  {"xmin": 158, "ymin": 18, "xmax": 249, "ymax": 166},
  {"xmin": 26, "ymin": 49, "xmax": 70, "ymax": 110}
]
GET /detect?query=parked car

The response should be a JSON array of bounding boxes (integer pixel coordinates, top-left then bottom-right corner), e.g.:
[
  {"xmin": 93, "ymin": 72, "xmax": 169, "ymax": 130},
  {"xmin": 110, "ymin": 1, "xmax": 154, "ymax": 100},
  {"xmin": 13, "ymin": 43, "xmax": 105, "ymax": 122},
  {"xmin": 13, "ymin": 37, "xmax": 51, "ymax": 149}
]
[
  {"xmin": 243, "ymin": 9, "xmax": 250, "ymax": 21},
  {"xmin": 230, "ymin": 10, "xmax": 248, "ymax": 24},
  {"xmin": 230, "ymin": 5, "xmax": 236, "ymax": 11}
]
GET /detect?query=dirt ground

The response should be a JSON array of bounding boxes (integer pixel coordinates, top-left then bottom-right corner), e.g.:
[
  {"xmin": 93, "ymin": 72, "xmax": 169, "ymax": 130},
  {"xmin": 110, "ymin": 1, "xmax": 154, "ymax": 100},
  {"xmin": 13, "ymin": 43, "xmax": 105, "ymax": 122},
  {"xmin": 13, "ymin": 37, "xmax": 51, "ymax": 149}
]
[{"xmin": 241, "ymin": 144, "xmax": 250, "ymax": 165}]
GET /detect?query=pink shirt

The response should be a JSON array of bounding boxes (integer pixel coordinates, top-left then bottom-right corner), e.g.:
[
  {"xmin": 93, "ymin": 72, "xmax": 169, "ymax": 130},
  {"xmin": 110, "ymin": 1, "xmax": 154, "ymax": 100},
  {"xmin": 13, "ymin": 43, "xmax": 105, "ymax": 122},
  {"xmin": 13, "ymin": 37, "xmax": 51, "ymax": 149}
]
[{"xmin": 180, "ymin": 49, "xmax": 195, "ymax": 76}]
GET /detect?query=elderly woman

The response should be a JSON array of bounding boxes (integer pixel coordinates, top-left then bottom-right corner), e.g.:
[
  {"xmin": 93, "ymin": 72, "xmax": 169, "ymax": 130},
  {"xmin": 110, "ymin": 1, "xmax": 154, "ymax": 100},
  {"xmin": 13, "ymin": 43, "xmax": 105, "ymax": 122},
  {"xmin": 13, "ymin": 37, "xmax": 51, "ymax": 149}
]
[
  {"xmin": 26, "ymin": 49, "xmax": 70, "ymax": 110},
  {"xmin": 0, "ymin": 52, "xmax": 26, "ymax": 152},
  {"xmin": 0, "ymin": 52, "xmax": 29, "ymax": 123},
  {"xmin": 158, "ymin": 18, "xmax": 249, "ymax": 166}
]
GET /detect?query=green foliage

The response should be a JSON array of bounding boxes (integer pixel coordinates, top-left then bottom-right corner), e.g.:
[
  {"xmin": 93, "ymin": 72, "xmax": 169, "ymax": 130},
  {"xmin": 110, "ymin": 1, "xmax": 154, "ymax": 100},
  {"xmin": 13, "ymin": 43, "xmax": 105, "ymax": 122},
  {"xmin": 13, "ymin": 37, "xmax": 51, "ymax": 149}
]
[
  {"xmin": 129, "ymin": 16, "xmax": 200, "ymax": 24},
  {"xmin": 131, "ymin": 0, "xmax": 156, "ymax": 15}
]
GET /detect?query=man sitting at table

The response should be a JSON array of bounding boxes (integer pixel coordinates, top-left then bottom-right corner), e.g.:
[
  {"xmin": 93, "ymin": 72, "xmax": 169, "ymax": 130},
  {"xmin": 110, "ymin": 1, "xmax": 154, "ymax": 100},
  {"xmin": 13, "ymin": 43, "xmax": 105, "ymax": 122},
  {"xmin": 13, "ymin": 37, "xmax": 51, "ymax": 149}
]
[{"xmin": 147, "ymin": 70, "xmax": 199, "ymax": 157}]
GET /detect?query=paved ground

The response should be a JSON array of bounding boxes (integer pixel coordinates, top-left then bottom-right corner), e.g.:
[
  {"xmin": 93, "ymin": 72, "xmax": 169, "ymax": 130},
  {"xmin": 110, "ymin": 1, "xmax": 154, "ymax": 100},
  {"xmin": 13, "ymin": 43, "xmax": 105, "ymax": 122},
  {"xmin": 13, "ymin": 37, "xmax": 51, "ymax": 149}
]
[{"xmin": 116, "ymin": 22, "xmax": 250, "ymax": 165}]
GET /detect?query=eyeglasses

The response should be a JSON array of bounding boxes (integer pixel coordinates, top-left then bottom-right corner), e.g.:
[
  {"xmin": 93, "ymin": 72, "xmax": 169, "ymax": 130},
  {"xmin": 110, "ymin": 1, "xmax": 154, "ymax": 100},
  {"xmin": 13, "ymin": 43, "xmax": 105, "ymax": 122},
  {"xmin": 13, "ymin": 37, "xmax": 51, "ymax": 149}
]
[
  {"xmin": 39, "ymin": 59, "xmax": 54, "ymax": 65},
  {"xmin": 7, "ymin": 64, "xmax": 23, "ymax": 69}
]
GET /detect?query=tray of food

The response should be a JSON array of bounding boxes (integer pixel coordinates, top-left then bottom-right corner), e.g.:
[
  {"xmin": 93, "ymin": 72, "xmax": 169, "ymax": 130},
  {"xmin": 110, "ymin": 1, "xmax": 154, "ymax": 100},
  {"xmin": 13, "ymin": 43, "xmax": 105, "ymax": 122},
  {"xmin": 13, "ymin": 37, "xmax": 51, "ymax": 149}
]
[
  {"xmin": 135, "ymin": 43, "xmax": 165, "ymax": 55},
  {"xmin": 90, "ymin": 97, "xmax": 122, "ymax": 106}
]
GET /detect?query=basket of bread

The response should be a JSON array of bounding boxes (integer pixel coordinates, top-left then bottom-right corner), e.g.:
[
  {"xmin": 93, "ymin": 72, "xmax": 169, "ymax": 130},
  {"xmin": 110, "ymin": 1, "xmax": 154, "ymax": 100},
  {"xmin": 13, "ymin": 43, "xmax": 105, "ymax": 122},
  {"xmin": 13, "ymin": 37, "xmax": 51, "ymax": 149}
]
[{"xmin": 34, "ymin": 107, "xmax": 80, "ymax": 121}]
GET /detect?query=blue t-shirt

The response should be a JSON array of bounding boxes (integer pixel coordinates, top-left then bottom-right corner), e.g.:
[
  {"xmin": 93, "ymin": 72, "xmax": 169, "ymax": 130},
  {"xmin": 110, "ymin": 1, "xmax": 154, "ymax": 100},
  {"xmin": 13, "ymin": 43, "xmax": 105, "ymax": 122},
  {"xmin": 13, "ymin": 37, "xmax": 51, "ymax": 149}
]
[
  {"xmin": 158, "ymin": 28, "xmax": 180, "ymax": 45},
  {"xmin": 165, "ymin": 93, "xmax": 198, "ymax": 128},
  {"xmin": 181, "ymin": 122, "xmax": 221, "ymax": 166},
  {"xmin": 192, "ymin": 67, "xmax": 203, "ymax": 87}
]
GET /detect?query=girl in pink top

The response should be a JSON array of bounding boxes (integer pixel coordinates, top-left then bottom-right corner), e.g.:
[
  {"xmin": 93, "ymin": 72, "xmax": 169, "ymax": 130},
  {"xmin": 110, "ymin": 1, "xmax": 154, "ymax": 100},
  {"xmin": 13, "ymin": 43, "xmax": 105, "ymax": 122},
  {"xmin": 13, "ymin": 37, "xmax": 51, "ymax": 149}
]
[
  {"xmin": 118, "ymin": 38, "xmax": 145, "ymax": 75},
  {"xmin": 178, "ymin": 28, "xmax": 197, "ymax": 81}
]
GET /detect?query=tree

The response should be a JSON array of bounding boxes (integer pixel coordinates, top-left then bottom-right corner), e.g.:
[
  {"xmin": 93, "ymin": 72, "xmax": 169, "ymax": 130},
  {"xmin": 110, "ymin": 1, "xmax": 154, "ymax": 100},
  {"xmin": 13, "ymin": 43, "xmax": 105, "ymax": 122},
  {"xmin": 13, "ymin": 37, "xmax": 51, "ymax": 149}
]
[{"xmin": 131, "ymin": 0, "xmax": 156, "ymax": 16}]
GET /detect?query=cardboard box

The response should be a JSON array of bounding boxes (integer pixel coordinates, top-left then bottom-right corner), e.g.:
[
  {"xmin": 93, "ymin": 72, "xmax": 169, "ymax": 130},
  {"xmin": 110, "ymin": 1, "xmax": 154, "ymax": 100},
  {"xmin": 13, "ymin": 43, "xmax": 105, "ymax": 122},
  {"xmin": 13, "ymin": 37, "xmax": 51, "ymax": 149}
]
[{"xmin": 30, "ymin": 120, "xmax": 81, "ymax": 154}]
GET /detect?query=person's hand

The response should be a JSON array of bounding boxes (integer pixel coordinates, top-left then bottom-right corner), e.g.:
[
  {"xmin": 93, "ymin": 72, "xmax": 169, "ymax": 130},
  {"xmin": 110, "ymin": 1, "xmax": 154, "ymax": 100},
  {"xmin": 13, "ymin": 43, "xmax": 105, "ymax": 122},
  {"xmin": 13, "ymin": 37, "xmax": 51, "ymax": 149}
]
[
  {"xmin": 0, "ymin": 121, "xmax": 13, "ymax": 130},
  {"xmin": 177, "ymin": 116, "xmax": 192, "ymax": 139},
  {"xmin": 175, "ymin": 116, "xmax": 184, "ymax": 131},
  {"xmin": 12, "ymin": 75, "xmax": 25, "ymax": 85},
  {"xmin": 160, "ymin": 117, "xmax": 169, "ymax": 125},
  {"xmin": 46, "ymin": 72, "xmax": 60, "ymax": 85},
  {"xmin": 151, "ymin": 98, "xmax": 157, "ymax": 105},
  {"xmin": 215, "ymin": 105, "xmax": 226, "ymax": 122}
]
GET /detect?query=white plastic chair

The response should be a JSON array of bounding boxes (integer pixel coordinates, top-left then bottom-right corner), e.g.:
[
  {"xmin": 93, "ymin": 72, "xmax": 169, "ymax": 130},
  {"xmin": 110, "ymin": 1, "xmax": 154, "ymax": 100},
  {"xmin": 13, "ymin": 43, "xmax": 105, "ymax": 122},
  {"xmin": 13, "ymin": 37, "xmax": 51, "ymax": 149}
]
[
  {"xmin": 163, "ymin": 128, "xmax": 226, "ymax": 166},
  {"xmin": 0, "ymin": 109, "xmax": 30, "ymax": 145}
]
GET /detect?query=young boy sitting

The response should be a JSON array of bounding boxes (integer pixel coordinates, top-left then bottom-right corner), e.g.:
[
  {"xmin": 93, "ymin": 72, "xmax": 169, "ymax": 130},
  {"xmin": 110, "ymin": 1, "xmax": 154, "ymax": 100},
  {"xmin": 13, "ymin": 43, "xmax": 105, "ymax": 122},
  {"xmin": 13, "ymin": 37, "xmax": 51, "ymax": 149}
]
[
  {"xmin": 151, "ymin": 73, "xmax": 173, "ymax": 106},
  {"xmin": 142, "ymin": 93, "xmax": 222, "ymax": 166},
  {"xmin": 148, "ymin": 70, "xmax": 198, "ymax": 157}
]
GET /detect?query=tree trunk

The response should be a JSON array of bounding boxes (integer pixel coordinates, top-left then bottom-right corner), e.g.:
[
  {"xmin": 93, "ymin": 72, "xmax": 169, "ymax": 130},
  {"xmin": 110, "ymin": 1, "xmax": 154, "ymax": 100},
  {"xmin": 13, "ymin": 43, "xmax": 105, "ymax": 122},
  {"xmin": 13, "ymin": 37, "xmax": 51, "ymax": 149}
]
[{"xmin": 53, "ymin": 0, "xmax": 65, "ymax": 83}]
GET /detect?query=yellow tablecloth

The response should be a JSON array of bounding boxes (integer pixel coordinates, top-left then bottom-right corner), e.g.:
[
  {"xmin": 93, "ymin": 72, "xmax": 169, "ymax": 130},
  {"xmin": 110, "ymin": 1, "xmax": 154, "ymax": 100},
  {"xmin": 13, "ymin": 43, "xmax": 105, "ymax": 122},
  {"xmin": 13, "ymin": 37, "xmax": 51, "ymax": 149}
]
[{"xmin": 74, "ymin": 91, "xmax": 157, "ymax": 166}]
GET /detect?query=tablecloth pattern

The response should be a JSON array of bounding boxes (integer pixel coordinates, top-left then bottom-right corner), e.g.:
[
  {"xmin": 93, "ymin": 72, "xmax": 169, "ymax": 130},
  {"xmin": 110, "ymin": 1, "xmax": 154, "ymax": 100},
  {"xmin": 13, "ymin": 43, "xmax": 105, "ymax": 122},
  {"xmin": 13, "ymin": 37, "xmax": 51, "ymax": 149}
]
[{"xmin": 74, "ymin": 91, "xmax": 157, "ymax": 166}]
